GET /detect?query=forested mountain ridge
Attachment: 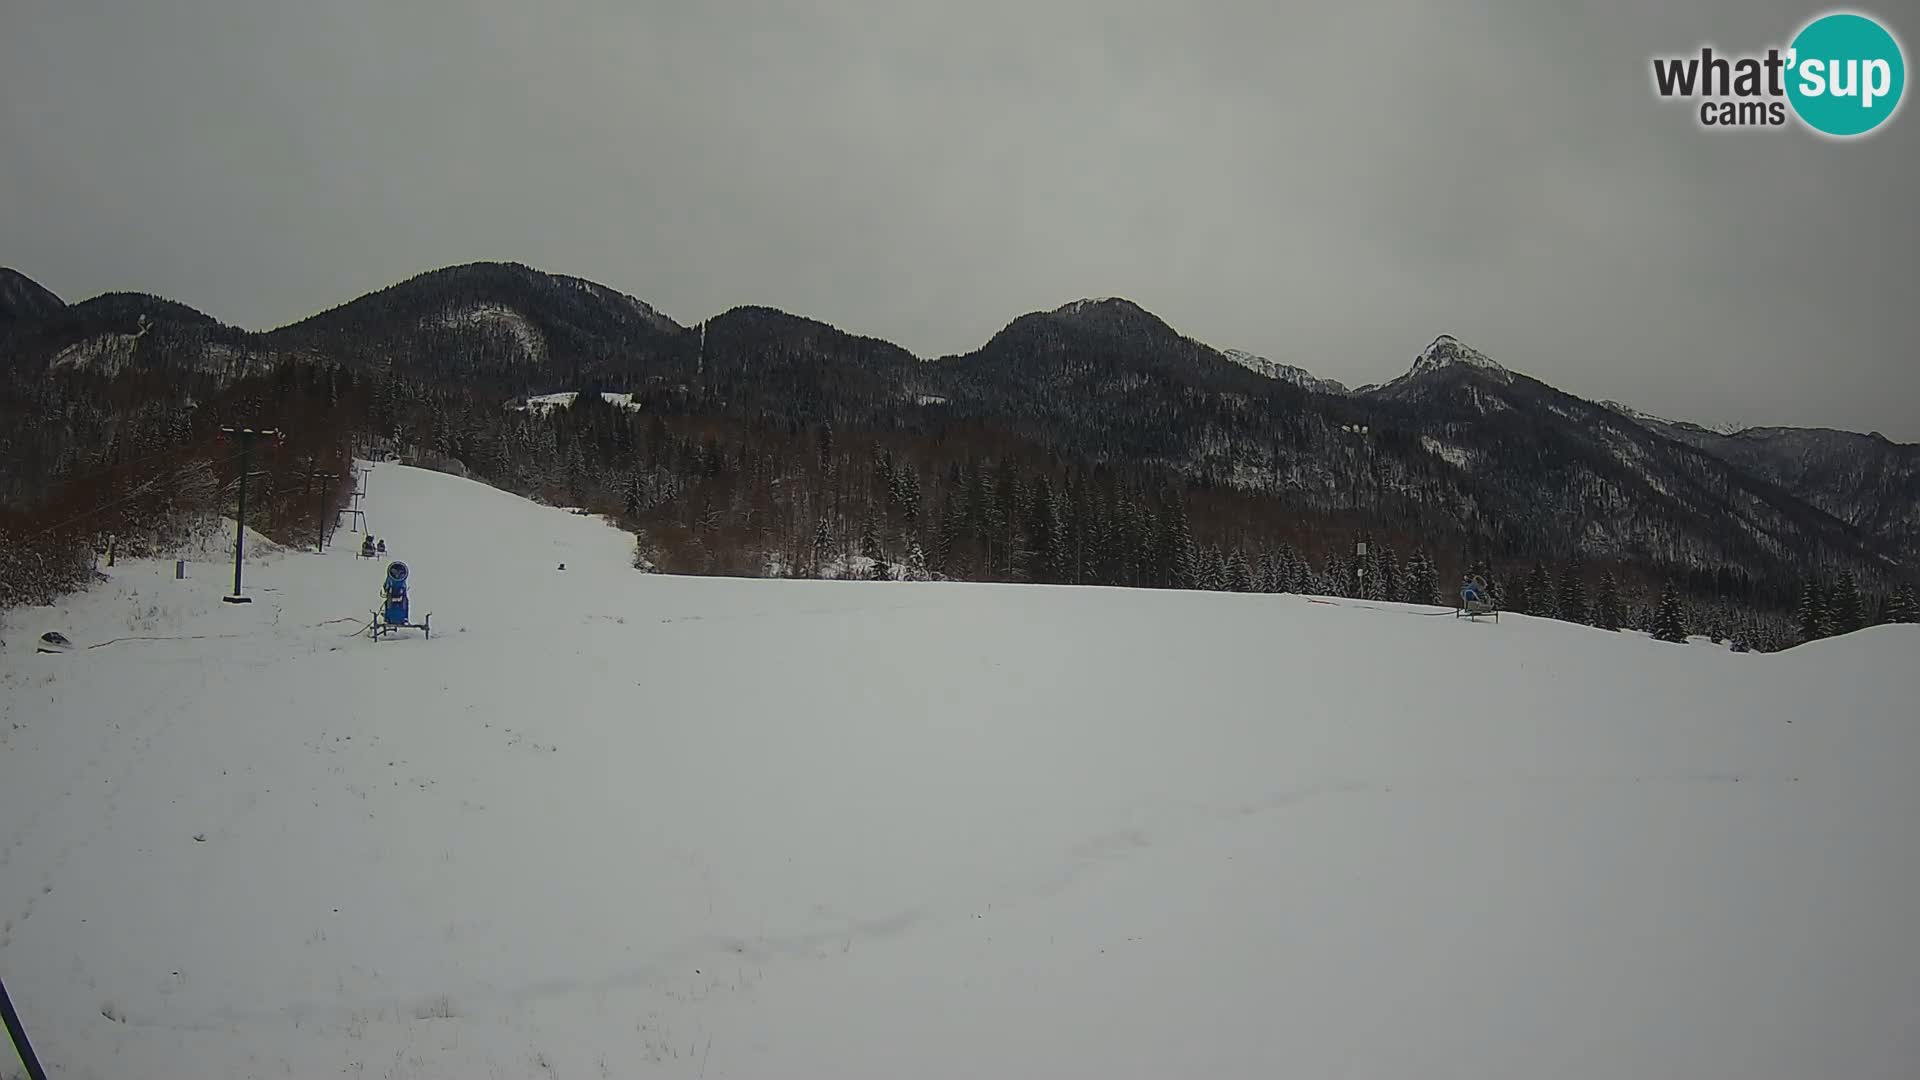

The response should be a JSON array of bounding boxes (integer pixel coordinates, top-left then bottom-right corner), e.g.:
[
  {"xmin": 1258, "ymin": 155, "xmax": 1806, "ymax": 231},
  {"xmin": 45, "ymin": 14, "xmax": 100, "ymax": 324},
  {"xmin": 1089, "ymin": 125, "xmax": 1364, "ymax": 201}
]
[
  {"xmin": 0, "ymin": 267, "xmax": 67, "ymax": 327},
  {"xmin": 265, "ymin": 262, "xmax": 686, "ymax": 392},
  {"xmin": 1622, "ymin": 416, "xmax": 1920, "ymax": 562},
  {"xmin": 2, "ymin": 261, "xmax": 1913, "ymax": 648}
]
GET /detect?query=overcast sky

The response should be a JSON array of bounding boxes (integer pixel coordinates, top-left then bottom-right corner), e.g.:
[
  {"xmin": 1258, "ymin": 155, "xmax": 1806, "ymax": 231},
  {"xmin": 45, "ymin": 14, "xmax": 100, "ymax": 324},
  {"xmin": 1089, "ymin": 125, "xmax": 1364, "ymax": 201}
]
[{"xmin": 4, "ymin": 0, "xmax": 1915, "ymax": 437}]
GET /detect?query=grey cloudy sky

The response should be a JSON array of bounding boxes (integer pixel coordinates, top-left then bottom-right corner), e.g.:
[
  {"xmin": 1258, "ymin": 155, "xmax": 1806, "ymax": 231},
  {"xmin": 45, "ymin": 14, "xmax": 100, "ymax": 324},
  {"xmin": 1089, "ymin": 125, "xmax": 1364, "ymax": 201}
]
[{"xmin": 4, "ymin": 0, "xmax": 1915, "ymax": 437}]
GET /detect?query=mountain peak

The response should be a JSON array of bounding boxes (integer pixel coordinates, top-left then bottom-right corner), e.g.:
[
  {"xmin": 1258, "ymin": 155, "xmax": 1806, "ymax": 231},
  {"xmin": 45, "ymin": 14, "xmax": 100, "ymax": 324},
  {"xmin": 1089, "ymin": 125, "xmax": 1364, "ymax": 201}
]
[
  {"xmin": 1033, "ymin": 296, "xmax": 1186, "ymax": 351},
  {"xmin": 0, "ymin": 267, "xmax": 68, "ymax": 325},
  {"xmin": 1047, "ymin": 297, "xmax": 1171, "ymax": 334},
  {"xmin": 1409, "ymin": 334, "xmax": 1511, "ymax": 382},
  {"xmin": 1052, "ymin": 296, "xmax": 1144, "ymax": 318}
]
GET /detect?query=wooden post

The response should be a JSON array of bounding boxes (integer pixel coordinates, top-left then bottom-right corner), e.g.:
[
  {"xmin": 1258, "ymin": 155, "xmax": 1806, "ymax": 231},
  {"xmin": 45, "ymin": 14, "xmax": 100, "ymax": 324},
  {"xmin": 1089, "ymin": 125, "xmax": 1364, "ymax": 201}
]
[{"xmin": 1, "ymin": 974, "xmax": 49, "ymax": 1080}]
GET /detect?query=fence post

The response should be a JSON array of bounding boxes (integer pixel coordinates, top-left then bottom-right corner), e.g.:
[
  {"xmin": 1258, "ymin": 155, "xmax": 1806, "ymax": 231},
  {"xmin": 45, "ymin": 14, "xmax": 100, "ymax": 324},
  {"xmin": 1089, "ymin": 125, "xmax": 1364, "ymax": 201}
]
[{"xmin": 0, "ymin": 974, "xmax": 49, "ymax": 1080}]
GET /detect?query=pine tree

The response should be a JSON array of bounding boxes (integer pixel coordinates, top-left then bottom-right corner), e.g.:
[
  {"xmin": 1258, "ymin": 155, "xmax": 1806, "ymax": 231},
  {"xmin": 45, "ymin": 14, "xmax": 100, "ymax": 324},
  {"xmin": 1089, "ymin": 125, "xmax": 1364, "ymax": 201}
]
[
  {"xmin": 1256, "ymin": 549, "xmax": 1280, "ymax": 593},
  {"xmin": 1508, "ymin": 575, "xmax": 1532, "ymax": 618},
  {"xmin": 1403, "ymin": 551, "xmax": 1439, "ymax": 606},
  {"xmin": 905, "ymin": 538, "xmax": 930, "ymax": 582},
  {"xmin": 1651, "ymin": 581, "xmax": 1689, "ymax": 643},
  {"xmin": 861, "ymin": 517, "xmax": 889, "ymax": 580},
  {"xmin": 622, "ymin": 471, "xmax": 642, "ymax": 518},
  {"xmin": 1201, "ymin": 545, "xmax": 1227, "ymax": 591},
  {"xmin": 1797, "ymin": 579, "xmax": 1827, "ymax": 642},
  {"xmin": 1064, "ymin": 474, "xmax": 1093, "ymax": 585},
  {"xmin": 933, "ymin": 490, "xmax": 960, "ymax": 578},
  {"xmin": 1022, "ymin": 476, "xmax": 1059, "ymax": 583},
  {"xmin": 1172, "ymin": 534, "xmax": 1198, "ymax": 590},
  {"xmin": 1282, "ymin": 545, "xmax": 1307, "ymax": 594},
  {"xmin": 1227, "ymin": 550, "xmax": 1254, "ymax": 592},
  {"xmin": 1372, "ymin": 543, "xmax": 1397, "ymax": 602},
  {"xmin": 1323, "ymin": 553, "xmax": 1349, "ymax": 598},
  {"xmin": 1112, "ymin": 500, "xmax": 1135, "ymax": 586},
  {"xmin": 1159, "ymin": 499, "xmax": 1196, "ymax": 589},
  {"xmin": 1888, "ymin": 584, "xmax": 1917, "ymax": 624},
  {"xmin": 1522, "ymin": 563, "xmax": 1554, "ymax": 617},
  {"xmin": 1594, "ymin": 570, "xmax": 1623, "ymax": 631},
  {"xmin": 977, "ymin": 461, "xmax": 1015, "ymax": 577},
  {"xmin": 894, "ymin": 462, "xmax": 922, "ymax": 528},
  {"xmin": 812, "ymin": 514, "xmax": 832, "ymax": 577},
  {"xmin": 1558, "ymin": 558, "xmax": 1588, "ymax": 625},
  {"xmin": 1828, "ymin": 570, "xmax": 1862, "ymax": 635}
]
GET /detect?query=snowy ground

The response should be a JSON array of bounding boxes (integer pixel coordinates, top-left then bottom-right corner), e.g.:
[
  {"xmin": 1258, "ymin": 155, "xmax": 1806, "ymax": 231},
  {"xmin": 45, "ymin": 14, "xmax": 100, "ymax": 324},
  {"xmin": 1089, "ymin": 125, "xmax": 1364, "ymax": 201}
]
[{"xmin": 2, "ymin": 463, "xmax": 1916, "ymax": 1079}]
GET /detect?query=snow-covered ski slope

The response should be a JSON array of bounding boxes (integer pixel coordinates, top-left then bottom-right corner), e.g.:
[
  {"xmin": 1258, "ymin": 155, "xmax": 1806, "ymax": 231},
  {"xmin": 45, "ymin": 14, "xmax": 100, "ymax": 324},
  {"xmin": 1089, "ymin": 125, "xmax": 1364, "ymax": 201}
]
[{"xmin": 2, "ymin": 464, "xmax": 1916, "ymax": 1080}]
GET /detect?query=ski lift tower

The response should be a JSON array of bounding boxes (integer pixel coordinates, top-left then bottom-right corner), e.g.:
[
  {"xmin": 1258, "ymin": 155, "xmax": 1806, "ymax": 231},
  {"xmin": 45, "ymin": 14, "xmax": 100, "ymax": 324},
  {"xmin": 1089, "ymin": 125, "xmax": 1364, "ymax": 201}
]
[
  {"xmin": 340, "ymin": 464, "xmax": 369, "ymax": 535},
  {"xmin": 216, "ymin": 426, "xmax": 284, "ymax": 604},
  {"xmin": 1340, "ymin": 421, "xmax": 1373, "ymax": 596}
]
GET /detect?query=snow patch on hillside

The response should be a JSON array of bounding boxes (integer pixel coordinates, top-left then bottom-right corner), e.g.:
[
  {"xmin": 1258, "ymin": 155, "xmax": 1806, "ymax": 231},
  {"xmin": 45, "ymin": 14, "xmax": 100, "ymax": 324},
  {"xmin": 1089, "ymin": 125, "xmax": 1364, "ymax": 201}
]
[
  {"xmin": 1594, "ymin": 426, "xmax": 1677, "ymax": 497},
  {"xmin": 201, "ymin": 342, "xmax": 244, "ymax": 369},
  {"xmin": 508, "ymin": 391, "xmax": 642, "ymax": 414},
  {"xmin": 1054, "ymin": 297, "xmax": 1122, "ymax": 316},
  {"xmin": 50, "ymin": 332, "xmax": 143, "ymax": 375},
  {"xmin": 432, "ymin": 303, "xmax": 546, "ymax": 363},
  {"xmin": 1464, "ymin": 384, "xmax": 1511, "ymax": 413},
  {"xmin": 1220, "ymin": 349, "xmax": 1350, "ymax": 394},
  {"xmin": 1420, "ymin": 434, "xmax": 1475, "ymax": 470}
]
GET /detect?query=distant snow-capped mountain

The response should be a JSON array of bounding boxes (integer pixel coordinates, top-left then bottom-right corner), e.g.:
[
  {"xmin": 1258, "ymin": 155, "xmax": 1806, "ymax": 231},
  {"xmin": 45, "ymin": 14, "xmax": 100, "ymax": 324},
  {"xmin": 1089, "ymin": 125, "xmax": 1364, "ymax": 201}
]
[
  {"xmin": 1219, "ymin": 349, "xmax": 1348, "ymax": 394},
  {"xmin": 1360, "ymin": 334, "xmax": 1516, "ymax": 406},
  {"xmin": 1405, "ymin": 334, "xmax": 1512, "ymax": 383}
]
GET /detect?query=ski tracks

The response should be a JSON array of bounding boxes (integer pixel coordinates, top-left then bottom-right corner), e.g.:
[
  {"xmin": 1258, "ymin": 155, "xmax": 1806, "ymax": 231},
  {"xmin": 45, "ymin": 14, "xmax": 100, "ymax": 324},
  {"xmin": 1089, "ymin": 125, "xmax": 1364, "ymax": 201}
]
[{"xmin": 169, "ymin": 777, "xmax": 1366, "ymax": 1037}]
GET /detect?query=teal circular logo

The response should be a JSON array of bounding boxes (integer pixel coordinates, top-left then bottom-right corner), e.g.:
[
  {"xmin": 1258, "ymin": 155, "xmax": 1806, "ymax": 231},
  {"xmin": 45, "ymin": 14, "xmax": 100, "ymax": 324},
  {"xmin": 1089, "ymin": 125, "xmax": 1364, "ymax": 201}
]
[{"xmin": 1787, "ymin": 12, "xmax": 1906, "ymax": 137}]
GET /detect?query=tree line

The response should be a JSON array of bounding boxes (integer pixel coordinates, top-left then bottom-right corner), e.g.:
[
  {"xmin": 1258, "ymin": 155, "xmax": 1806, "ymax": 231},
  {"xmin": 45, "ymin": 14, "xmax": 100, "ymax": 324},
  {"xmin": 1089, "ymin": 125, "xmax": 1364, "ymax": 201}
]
[{"xmin": 4, "ymin": 352, "xmax": 1913, "ymax": 654}]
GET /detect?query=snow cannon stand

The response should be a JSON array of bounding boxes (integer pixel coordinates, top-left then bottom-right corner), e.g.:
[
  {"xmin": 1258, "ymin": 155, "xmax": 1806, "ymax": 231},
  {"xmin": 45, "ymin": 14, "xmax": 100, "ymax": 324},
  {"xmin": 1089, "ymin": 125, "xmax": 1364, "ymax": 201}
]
[{"xmin": 368, "ymin": 561, "xmax": 432, "ymax": 640}]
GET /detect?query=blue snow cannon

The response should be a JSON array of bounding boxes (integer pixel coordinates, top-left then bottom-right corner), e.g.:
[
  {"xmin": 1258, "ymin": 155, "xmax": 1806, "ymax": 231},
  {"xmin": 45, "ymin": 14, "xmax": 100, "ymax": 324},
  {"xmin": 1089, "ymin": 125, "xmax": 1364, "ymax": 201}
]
[{"xmin": 382, "ymin": 561, "xmax": 410, "ymax": 625}]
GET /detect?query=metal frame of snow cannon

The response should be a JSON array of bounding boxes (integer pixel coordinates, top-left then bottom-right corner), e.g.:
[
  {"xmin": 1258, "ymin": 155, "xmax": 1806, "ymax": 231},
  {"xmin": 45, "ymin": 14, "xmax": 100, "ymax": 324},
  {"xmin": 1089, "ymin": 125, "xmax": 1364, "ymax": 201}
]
[
  {"xmin": 1455, "ymin": 599, "xmax": 1500, "ymax": 622},
  {"xmin": 368, "ymin": 609, "xmax": 432, "ymax": 640}
]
